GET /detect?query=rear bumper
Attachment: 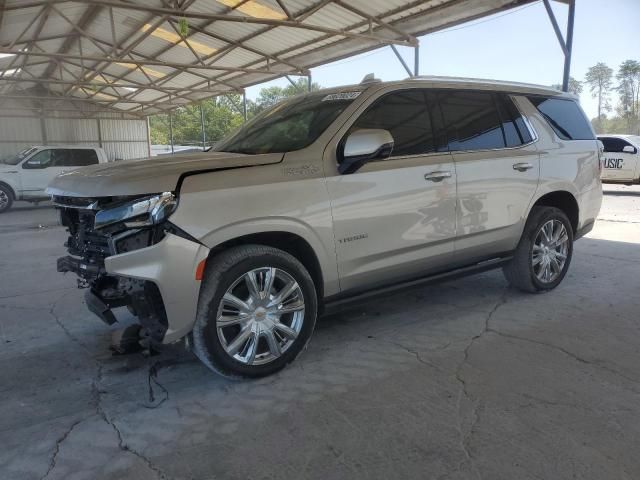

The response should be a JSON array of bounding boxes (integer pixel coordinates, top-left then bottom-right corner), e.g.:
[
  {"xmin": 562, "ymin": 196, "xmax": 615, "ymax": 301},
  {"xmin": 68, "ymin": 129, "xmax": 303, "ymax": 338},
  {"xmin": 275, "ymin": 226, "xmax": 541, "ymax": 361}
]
[{"xmin": 104, "ymin": 233, "xmax": 209, "ymax": 343}]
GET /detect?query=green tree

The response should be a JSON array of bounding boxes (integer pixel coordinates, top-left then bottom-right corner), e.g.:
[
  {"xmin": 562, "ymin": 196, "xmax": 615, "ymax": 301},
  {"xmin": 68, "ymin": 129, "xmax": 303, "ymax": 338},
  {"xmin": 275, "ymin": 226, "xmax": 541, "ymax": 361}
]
[
  {"xmin": 251, "ymin": 78, "xmax": 320, "ymax": 115},
  {"xmin": 148, "ymin": 79, "xmax": 321, "ymax": 148},
  {"xmin": 585, "ymin": 62, "xmax": 613, "ymax": 130},
  {"xmin": 615, "ymin": 59, "xmax": 640, "ymax": 134},
  {"xmin": 551, "ymin": 76, "xmax": 583, "ymax": 96}
]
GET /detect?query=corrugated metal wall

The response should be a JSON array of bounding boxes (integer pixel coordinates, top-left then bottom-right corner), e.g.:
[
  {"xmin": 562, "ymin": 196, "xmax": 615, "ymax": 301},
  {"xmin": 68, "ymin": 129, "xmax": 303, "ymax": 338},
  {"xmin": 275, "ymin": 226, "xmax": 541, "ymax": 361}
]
[{"xmin": 0, "ymin": 100, "xmax": 149, "ymax": 161}]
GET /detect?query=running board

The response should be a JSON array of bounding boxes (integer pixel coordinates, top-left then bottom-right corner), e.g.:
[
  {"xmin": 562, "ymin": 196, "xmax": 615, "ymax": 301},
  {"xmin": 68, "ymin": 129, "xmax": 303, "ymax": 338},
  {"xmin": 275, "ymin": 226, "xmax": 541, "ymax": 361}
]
[{"xmin": 323, "ymin": 256, "xmax": 512, "ymax": 314}]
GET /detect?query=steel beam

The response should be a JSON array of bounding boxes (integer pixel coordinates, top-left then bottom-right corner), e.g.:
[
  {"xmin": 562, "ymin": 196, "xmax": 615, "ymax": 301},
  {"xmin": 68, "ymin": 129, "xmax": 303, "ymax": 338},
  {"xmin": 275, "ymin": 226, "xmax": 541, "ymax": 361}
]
[
  {"xmin": 542, "ymin": 0, "xmax": 568, "ymax": 56},
  {"xmin": 67, "ymin": 0, "xmax": 417, "ymax": 46},
  {"xmin": 0, "ymin": 49, "xmax": 296, "ymax": 75},
  {"xmin": 390, "ymin": 45, "xmax": 413, "ymax": 77},
  {"xmin": 562, "ymin": 0, "xmax": 575, "ymax": 92},
  {"xmin": 414, "ymin": 45, "xmax": 419, "ymax": 76},
  {"xmin": 169, "ymin": 112, "xmax": 174, "ymax": 154}
]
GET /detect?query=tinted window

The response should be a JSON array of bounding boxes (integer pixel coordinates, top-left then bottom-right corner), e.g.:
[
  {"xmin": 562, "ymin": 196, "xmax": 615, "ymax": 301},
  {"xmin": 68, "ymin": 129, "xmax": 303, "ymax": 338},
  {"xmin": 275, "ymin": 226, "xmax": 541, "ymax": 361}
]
[
  {"xmin": 24, "ymin": 150, "xmax": 52, "ymax": 167},
  {"xmin": 350, "ymin": 90, "xmax": 445, "ymax": 157},
  {"xmin": 496, "ymin": 94, "xmax": 533, "ymax": 146},
  {"xmin": 599, "ymin": 137, "xmax": 632, "ymax": 153},
  {"xmin": 527, "ymin": 96, "xmax": 594, "ymax": 140},
  {"xmin": 72, "ymin": 149, "xmax": 99, "ymax": 166},
  {"xmin": 438, "ymin": 91, "xmax": 505, "ymax": 151},
  {"xmin": 50, "ymin": 149, "xmax": 74, "ymax": 167},
  {"xmin": 215, "ymin": 92, "xmax": 357, "ymax": 154}
]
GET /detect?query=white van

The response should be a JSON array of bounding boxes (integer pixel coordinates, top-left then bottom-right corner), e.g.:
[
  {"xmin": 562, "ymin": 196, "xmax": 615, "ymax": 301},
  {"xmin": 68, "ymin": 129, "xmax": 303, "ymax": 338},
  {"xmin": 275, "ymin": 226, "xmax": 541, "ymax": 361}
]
[
  {"xmin": 0, "ymin": 146, "xmax": 108, "ymax": 212},
  {"xmin": 598, "ymin": 134, "xmax": 640, "ymax": 184}
]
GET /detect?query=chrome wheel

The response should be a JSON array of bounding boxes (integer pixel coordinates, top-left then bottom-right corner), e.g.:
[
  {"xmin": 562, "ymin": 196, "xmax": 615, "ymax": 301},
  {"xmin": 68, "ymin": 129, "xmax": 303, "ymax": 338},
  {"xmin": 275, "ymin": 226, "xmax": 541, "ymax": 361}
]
[
  {"xmin": 0, "ymin": 190, "xmax": 9, "ymax": 210},
  {"xmin": 216, "ymin": 267, "xmax": 305, "ymax": 366},
  {"xmin": 532, "ymin": 219, "xmax": 569, "ymax": 283}
]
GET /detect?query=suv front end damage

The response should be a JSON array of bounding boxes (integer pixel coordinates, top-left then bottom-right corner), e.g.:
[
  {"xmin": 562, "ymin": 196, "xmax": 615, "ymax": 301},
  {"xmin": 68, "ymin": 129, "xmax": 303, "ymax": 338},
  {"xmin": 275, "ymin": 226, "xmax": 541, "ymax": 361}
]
[{"xmin": 54, "ymin": 193, "xmax": 209, "ymax": 346}]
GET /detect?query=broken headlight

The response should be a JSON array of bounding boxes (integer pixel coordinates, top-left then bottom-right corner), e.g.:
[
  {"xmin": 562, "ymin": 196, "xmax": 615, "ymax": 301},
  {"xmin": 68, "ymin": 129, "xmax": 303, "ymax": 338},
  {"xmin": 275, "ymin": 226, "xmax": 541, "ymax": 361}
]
[{"xmin": 94, "ymin": 192, "xmax": 177, "ymax": 230}]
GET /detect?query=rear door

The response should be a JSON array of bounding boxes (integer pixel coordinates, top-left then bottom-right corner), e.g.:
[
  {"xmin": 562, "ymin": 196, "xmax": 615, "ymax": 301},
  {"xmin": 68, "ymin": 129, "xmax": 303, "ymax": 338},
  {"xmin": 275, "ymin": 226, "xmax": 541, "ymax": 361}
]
[
  {"xmin": 599, "ymin": 137, "xmax": 638, "ymax": 181},
  {"xmin": 437, "ymin": 90, "xmax": 540, "ymax": 262},
  {"xmin": 326, "ymin": 88, "xmax": 457, "ymax": 292}
]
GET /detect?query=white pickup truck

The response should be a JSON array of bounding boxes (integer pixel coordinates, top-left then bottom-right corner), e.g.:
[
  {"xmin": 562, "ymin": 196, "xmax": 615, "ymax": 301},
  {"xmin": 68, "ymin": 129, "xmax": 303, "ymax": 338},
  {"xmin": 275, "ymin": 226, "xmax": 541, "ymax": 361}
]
[
  {"xmin": 598, "ymin": 134, "xmax": 640, "ymax": 185},
  {"xmin": 0, "ymin": 145, "xmax": 109, "ymax": 212}
]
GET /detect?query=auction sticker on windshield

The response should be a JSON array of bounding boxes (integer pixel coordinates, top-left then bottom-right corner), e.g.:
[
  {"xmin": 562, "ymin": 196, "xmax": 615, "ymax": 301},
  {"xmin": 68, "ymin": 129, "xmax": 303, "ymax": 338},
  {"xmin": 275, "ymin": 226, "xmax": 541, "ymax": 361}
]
[{"xmin": 322, "ymin": 91, "xmax": 362, "ymax": 101}]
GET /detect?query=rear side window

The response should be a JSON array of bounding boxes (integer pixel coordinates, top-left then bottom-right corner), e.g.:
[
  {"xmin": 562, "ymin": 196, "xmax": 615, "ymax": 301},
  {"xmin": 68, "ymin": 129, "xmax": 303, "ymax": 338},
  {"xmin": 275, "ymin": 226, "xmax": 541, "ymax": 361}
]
[
  {"xmin": 51, "ymin": 149, "xmax": 74, "ymax": 167},
  {"xmin": 351, "ymin": 89, "xmax": 446, "ymax": 157},
  {"xmin": 496, "ymin": 94, "xmax": 533, "ymax": 146},
  {"xmin": 527, "ymin": 96, "xmax": 594, "ymax": 140},
  {"xmin": 438, "ymin": 91, "xmax": 505, "ymax": 151},
  {"xmin": 599, "ymin": 137, "xmax": 632, "ymax": 153},
  {"xmin": 72, "ymin": 149, "xmax": 99, "ymax": 166}
]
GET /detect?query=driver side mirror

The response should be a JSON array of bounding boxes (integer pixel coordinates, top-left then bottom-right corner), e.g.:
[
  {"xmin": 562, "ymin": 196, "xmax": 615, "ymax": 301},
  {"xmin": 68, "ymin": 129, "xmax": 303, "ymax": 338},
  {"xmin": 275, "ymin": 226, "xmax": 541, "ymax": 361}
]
[
  {"xmin": 339, "ymin": 128, "xmax": 394, "ymax": 174},
  {"xmin": 622, "ymin": 145, "xmax": 637, "ymax": 154}
]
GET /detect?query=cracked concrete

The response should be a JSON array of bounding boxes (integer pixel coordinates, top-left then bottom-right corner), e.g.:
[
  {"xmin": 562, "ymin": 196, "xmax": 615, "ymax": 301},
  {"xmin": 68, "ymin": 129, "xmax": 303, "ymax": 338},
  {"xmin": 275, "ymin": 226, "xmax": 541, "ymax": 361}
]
[{"xmin": 2, "ymin": 185, "xmax": 640, "ymax": 480}]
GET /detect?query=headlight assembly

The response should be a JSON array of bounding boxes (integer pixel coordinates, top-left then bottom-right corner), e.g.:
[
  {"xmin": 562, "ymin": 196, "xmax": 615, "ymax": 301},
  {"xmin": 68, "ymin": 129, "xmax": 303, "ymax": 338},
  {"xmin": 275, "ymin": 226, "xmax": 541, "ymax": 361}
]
[{"xmin": 94, "ymin": 192, "xmax": 177, "ymax": 230}]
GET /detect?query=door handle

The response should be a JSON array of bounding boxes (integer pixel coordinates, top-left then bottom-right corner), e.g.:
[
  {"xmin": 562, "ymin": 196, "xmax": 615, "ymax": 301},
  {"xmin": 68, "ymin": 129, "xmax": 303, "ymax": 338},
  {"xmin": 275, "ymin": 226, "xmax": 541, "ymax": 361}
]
[
  {"xmin": 513, "ymin": 162, "xmax": 533, "ymax": 172},
  {"xmin": 424, "ymin": 171, "xmax": 451, "ymax": 182}
]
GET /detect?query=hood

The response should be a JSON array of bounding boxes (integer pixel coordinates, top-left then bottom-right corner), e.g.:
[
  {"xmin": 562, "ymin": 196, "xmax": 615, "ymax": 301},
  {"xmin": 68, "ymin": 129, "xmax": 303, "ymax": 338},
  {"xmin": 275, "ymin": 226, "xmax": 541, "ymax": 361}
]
[
  {"xmin": 0, "ymin": 163, "xmax": 20, "ymax": 174},
  {"xmin": 46, "ymin": 151, "xmax": 284, "ymax": 197}
]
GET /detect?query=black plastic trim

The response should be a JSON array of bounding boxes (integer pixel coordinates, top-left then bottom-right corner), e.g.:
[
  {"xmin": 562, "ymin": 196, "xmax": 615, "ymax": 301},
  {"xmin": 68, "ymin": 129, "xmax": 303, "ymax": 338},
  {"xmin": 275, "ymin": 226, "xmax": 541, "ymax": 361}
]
[{"xmin": 323, "ymin": 255, "xmax": 512, "ymax": 313}]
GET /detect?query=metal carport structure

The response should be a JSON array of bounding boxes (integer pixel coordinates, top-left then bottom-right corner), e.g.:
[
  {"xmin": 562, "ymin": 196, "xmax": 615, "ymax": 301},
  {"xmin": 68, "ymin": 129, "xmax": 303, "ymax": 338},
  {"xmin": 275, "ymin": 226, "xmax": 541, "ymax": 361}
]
[{"xmin": 0, "ymin": 0, "xmax": 576, "ymax": 152}]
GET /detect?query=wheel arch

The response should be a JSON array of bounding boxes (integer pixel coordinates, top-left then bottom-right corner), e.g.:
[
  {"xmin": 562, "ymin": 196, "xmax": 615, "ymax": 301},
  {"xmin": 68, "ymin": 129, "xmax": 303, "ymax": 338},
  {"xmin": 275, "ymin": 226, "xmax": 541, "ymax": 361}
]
[
  {"xmin": 0, "ymin": 181, "xmax": 16, "ymax": 200},
  {"xmin": 206, "ymin": 230, "xmax": 327, "ymax": 301},
  {"xmin": 530, "ymin": 190, "xmax": 579, "ymax": 234}
]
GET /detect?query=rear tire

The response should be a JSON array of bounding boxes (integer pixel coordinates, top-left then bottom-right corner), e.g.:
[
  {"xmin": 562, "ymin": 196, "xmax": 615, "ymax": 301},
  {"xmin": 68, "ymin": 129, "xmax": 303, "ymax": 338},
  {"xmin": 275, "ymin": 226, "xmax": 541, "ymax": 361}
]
[
  {"xmin": 193, "ymin": 245, "xmax": 318, "ymax": 378},
  {"xmin": 503, "ymin": 206, "xmax": 574, "ymax": 293},
  {"xmin": 0, "ymin": 185, "xmax": 13, "ymax": 213}
]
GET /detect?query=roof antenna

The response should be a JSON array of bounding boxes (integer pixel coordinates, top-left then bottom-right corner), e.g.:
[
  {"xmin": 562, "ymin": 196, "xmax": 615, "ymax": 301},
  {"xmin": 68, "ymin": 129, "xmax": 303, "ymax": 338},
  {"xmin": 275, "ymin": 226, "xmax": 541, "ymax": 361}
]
[{"xmin": 360, "ymin": 73, "xmax": 381, "ymax": 84}]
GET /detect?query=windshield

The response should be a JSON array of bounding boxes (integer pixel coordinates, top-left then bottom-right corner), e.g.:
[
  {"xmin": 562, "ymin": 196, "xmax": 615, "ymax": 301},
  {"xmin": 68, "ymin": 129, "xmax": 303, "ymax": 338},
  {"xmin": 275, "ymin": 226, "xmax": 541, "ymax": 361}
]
[
  {"xmin": 215, "ymin": 91, "xmax": 360, "ymax": 154},
  {"xmin": 2, "ymin": 147, "xmax": 36, "ymax": 165}
]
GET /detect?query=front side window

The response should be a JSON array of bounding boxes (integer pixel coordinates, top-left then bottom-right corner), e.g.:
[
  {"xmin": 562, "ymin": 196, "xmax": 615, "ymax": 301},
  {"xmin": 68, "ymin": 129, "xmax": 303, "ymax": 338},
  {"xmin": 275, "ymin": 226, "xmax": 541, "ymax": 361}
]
[
  {"xmin": 599, "ymin": 137, "xmax": 632, "ymax": 153},
  {"xmin": 348, "ymin": 89, "xmax": 445, "ymax": 157},
  {"xmin": 527, "ymin": 96, "xmax": 594, "ymax": 140},
  {"xmin": 215, "ymin": 92, "xmax": 358, "ymax": 154},
  {"xmin": 438, "ymin": 91, "xmax": 505, "ymax": 151},
  {"xmin": 23, "ymin": 149, "xmax": 52, "ymax": 168}
]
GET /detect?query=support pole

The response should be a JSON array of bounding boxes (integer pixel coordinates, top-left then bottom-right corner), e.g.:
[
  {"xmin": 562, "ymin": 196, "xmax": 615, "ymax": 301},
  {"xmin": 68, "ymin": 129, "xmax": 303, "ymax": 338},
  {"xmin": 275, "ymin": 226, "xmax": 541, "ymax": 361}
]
[
  {"xmin": 390, "ymin": 45, "xmax": 413, "ymax": 77},
  {"xmin": 242, "ymin": 91, "xmax": 247, "ymax": 122},
  {"xmin": 562, "ymin": 0, "xmax": 575, "ymax": 92},
  {"xmin": 169, "ymin": 111, "xmax": 174, "ymax": 154},
  {"xmin": 414, "ymin": 45, "xmax": 419, "ymax": 76},
  {"xmin": 308, "ymin": 74, "xmax": 312, "ymax": 92},
  {"xmin": 96, "ymin": 119, "xmax": 103, "ymax": 147},
  {"xmin": 200, "ymin": 103, "xmax": 206, "ymax": 150}
]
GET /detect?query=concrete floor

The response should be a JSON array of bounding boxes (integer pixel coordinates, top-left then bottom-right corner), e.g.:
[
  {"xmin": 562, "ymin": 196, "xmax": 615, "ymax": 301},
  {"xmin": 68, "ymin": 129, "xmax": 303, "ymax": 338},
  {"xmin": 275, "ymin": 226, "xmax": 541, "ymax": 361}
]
[{"xmin": 1, "ymin": 185, "xmax": 639, "ymax": 480}]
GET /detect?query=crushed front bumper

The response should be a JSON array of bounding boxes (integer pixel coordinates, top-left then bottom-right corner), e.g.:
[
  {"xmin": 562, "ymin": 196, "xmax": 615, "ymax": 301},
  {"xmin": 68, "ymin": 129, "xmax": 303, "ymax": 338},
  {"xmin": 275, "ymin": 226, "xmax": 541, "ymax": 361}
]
[{"xmin": 103, "ymin": 233, "xmax": 210, "ymax": 344}]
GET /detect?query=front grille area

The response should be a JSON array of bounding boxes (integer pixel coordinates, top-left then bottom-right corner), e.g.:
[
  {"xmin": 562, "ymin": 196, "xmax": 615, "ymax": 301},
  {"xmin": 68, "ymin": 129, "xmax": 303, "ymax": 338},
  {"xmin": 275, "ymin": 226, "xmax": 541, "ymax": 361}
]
[{"xmin": 61, "ymin": 209, "xmax": 111, "ymax": 272}]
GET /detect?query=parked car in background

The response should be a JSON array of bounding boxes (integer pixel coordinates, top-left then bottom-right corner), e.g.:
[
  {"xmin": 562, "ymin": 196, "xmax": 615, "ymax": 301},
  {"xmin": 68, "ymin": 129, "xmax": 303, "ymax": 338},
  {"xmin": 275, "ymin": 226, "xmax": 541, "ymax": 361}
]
[
  {"xmin": 48, "ymin": 77, "xmax": 602, "ymax": 378},
  {"xmin": 598, "ymin": 134, "xmax": 640, "ymax": 185},
  {"xmin": 0, "ymin": 146, "xmax": 108, "ymax": 212}
]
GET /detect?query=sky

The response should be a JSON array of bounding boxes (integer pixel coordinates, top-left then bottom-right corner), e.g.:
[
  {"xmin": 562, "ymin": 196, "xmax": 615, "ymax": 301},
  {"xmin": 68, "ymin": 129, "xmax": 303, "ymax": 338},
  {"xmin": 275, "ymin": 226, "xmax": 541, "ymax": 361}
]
[{"xmin": 245, "ymin": 0, "xmax": 640, "ymax": 120}]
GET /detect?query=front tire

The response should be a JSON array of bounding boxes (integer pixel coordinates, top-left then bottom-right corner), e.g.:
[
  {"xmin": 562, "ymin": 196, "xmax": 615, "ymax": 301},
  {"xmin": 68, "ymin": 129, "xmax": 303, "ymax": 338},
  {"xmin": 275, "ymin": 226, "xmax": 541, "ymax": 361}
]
[
  {"xmin": 193, "ymin": 245, "xmax": 318, "ymax": 378},
  {"xmin": 503, "ymin": 206, "xmax": 574, "ymax": 293},
  {"xmin": 0, "ymin": 185, "xmax": 13, "ymax": 213}
]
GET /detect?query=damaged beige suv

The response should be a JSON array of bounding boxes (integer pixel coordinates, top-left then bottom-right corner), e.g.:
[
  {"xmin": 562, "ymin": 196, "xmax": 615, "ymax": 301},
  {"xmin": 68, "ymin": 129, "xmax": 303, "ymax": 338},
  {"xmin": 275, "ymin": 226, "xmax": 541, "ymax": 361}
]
[{"xmin": 48, "ymin": 76, "xmax": 602, "ymax": 378}]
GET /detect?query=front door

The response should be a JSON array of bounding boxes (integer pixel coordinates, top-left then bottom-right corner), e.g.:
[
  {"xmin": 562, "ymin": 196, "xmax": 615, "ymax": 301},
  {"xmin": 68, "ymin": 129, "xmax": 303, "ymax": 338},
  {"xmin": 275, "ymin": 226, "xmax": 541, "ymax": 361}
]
[
  {"xmin": 436, "ymin": 91, "xmax": 540, "ymax": 262},
  {"xmin": 325, "ymin": 89, "xmax": 457, "ymax": 292},
  {"xmin": 20, "ymin": 149, "xmax": 66, "ymax": 197}
]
